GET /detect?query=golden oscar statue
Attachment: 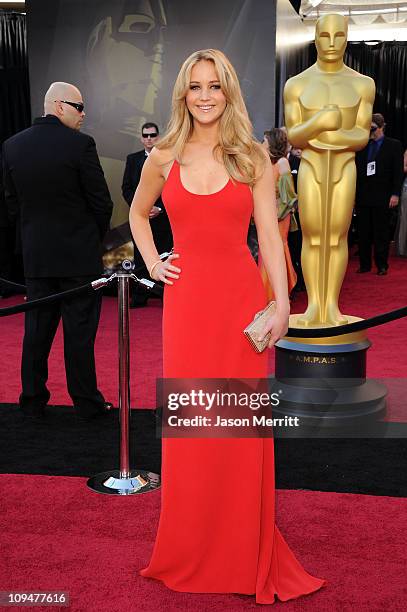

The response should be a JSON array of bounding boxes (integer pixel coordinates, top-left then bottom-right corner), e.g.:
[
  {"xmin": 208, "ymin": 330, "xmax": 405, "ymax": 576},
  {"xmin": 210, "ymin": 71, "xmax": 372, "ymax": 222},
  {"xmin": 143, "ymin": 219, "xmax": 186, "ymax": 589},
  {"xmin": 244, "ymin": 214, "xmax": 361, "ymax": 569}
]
[
  {"xmin": 284, "ymin": 13, "xmax": 375, "ymax": 327},
  {"xmin": 272, "ymin": 14, "xmax": 386, "ymax": 428}
]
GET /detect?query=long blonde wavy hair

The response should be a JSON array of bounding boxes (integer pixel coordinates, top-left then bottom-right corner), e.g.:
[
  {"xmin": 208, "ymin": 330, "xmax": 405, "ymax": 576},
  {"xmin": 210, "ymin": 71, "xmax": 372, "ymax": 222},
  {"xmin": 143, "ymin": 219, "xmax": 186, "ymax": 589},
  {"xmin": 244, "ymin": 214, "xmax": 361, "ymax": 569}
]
[{"xmin": 157, "ymin": 49, "xmax": 265, "ymax": 186}]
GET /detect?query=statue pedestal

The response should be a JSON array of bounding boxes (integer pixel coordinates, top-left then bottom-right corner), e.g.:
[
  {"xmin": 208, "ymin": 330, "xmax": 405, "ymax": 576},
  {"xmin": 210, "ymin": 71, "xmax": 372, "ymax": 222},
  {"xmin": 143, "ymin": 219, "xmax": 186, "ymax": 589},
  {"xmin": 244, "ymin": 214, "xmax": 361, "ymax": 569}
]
[{"xmin": 272, "ymin": 315, "xmax": 387, "ymax": 428}]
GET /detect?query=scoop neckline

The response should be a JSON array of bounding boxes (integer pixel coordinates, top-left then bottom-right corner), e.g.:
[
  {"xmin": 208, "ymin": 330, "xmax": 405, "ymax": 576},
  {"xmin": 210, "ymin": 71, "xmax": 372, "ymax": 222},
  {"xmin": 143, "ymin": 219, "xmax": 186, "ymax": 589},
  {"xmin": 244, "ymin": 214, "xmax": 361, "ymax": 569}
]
[{"xmin": 176, "ymin": 160, "xmax": 231, "ymax": 197}]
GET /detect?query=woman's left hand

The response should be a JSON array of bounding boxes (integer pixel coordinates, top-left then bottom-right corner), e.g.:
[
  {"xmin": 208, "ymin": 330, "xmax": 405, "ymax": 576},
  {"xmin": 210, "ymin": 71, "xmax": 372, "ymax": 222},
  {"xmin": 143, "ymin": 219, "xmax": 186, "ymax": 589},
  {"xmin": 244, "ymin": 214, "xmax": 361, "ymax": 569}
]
[{"xmin": 258, "ymin": 309, "xmax": 289, "ymax": 348}]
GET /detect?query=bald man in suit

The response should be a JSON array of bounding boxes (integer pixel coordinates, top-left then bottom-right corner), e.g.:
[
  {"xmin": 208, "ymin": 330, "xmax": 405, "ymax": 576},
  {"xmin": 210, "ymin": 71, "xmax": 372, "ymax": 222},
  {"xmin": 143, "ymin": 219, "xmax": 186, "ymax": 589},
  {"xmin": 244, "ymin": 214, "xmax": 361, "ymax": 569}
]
[{"xmin": 3, "ymin": 82, "xmax": 113, "ymax": 419}]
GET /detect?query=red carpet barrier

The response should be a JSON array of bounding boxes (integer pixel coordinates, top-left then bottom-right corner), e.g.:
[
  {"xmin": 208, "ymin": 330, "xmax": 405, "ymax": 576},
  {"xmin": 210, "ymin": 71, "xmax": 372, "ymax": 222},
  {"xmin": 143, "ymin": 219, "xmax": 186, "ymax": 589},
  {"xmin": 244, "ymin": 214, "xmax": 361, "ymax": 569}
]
[{"xmin": 1, "ymin": 276, "xmax": 406, "ymax": 335}]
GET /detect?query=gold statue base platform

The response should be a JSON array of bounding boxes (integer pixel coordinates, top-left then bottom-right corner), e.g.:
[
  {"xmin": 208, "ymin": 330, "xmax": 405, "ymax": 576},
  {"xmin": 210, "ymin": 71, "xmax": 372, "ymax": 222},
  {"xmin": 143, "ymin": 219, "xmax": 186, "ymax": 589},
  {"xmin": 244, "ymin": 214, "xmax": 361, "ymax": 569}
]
[
  {"xmin": 271, "ymin": 316, "xmax": 387, "ymax": 429},
  {"xmin": 288, "ymin": 314, "xmax": 366, "ymax": 345}
]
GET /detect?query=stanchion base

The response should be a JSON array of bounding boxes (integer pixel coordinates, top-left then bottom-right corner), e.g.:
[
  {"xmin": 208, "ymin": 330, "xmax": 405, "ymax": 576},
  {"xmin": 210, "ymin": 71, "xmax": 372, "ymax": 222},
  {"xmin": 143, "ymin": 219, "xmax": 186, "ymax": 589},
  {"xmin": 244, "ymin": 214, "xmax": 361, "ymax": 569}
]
[{"xmin": 87, "ymin": 469, "xmax": 160, "ymax": 495}]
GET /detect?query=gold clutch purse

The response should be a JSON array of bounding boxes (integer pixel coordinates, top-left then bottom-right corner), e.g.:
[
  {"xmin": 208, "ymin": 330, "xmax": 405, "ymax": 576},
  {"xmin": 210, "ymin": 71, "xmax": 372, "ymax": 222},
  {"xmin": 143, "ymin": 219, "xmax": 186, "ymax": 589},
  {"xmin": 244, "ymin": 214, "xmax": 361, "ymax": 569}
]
[{"xmin": 243, "ymin": 301, "xmax": 276, "ymax": 353}]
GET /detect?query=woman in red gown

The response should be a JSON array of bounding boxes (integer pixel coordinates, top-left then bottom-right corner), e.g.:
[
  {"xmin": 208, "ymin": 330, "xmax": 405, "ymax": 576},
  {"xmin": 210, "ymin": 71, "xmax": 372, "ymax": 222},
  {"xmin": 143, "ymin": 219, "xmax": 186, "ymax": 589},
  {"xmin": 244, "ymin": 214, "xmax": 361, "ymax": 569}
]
[{"xmin": 130, "ymin": 49, "xmax": 325, "ymax": 604}]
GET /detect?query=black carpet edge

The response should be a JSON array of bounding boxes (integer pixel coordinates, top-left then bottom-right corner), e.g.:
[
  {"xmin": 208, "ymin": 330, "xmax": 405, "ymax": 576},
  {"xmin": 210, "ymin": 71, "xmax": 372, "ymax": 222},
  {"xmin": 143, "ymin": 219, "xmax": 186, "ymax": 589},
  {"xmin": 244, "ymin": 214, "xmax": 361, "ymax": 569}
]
[{"xmin": 0, "ymin": 404, "xmax": 406, "ymax": 497}]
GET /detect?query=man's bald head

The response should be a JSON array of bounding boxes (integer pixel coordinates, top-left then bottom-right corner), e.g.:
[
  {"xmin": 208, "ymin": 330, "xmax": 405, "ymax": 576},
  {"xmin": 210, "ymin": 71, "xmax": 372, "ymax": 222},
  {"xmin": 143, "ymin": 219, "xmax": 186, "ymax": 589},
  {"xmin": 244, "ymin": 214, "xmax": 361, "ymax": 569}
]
[{"xmin": 44, "ymin": 82, "xmax": 85, "ymax": 131}]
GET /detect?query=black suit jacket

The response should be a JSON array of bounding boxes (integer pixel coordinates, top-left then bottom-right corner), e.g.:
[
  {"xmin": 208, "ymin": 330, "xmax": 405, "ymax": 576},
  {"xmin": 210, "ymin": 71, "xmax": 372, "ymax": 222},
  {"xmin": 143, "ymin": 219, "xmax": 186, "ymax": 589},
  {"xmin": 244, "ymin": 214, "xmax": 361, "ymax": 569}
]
[
  {"xmin": 2, "ymin": 116, "xmax": 113, "ymax": 277},
  {"xmin": 355, "ymin": 136, "xmax": 404, "ymax": 208},
  {"xmin": 122, "ymin": 149, "xmax": 171, "ymax": 238},
  {"xmin": 288, "ymin": 152, "xmax": 301, "ymax": 193}
]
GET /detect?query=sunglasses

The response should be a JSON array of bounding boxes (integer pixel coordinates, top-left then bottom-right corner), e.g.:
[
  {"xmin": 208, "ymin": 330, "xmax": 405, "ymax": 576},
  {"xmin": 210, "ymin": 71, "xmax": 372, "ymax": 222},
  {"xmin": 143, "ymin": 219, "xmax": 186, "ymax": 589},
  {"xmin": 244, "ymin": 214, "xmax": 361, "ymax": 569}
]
[
  {"xmin": 370, "ymin": 126, "xmax": 378, "ymax": 132},
  {"xmin": 142, "ymin": 132, "xmax": 158, "ymax": 138},
  {"xmin": 55, "ymin": 100, "xmax": 85, "ymax": 113}
]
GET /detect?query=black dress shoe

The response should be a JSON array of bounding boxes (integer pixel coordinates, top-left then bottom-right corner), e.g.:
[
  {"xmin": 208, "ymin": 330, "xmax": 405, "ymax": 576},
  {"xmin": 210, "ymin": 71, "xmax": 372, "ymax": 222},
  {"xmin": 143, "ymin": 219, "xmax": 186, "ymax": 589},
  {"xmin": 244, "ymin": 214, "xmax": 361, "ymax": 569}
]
[
  {"xmin": 356, "ymin": 268, "xmax": 371, "ymax": 273},
  {"xmin": 76, "ymin": 402, "xmax": 114, "ymax": 421},
  {"xmin": 19, "ymin": 396, "xmax": 46, "ymax": 418},
  {"xmin": 377, "ymin": 268, "xmax": 388, "ymax": 276},
  {"xmin": 20, "ymin": 407, "xmax": 45, "ymax": 419}
]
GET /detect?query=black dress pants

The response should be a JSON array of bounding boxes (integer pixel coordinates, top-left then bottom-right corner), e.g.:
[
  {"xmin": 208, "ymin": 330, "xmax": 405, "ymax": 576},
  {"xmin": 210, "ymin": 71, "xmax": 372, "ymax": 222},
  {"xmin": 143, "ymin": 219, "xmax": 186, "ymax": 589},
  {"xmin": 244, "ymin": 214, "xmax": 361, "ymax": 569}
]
[
  {"xmin": 20, "ymin": 276, "xmax": 105, "ymax": 416},
  {"xmin": 356, "ymin": 206, "xmax": 391, "ymax": 271}
]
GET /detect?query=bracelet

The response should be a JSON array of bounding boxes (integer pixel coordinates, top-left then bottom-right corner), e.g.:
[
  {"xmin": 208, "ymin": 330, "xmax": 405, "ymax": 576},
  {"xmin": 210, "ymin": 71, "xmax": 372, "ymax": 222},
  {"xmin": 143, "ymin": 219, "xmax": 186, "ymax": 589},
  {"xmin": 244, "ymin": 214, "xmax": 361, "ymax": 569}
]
[{"xmin": 149, "ymin": 259, "xmax": 161, "ymax": 278}]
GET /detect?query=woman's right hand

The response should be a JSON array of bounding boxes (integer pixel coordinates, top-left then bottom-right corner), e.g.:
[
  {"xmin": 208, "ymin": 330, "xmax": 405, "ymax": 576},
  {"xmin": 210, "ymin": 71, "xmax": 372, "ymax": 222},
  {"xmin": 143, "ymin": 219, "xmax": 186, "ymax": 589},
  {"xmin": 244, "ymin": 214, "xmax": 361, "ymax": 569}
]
[{"xmin": 151, "ymin": 253, "xmax": 181, "ymax": 285}]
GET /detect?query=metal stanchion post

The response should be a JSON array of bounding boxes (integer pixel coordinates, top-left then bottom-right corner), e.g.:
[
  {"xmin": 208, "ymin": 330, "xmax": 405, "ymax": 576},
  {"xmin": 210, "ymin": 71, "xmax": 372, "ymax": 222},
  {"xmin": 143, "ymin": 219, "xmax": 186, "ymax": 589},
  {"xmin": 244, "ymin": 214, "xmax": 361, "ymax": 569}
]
[{"xmin": 87, "ymin": 262, "xmax": 161, "ymax": 495}]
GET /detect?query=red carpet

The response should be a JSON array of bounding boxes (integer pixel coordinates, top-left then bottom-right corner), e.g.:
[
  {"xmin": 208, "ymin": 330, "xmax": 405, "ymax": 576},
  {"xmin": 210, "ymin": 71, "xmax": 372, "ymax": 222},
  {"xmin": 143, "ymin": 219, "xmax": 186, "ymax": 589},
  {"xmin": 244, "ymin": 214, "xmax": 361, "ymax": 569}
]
[
  {"xmin": 1, "ymin": 254, "xmax": 406, "ymax": 611},
  {"xmin": 1, "ymin": 473, "xmax": 406, "ymax": 611},
  {"xmin": 0, "ymin": 252, "xmax": 406, "ymax": 416}
]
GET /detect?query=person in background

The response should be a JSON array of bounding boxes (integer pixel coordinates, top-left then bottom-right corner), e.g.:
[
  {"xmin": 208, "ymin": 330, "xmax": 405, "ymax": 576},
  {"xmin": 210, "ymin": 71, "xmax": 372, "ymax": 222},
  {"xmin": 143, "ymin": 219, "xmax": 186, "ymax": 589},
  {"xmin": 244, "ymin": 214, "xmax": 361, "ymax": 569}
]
[
  {"xmin": 259, "ymin": 128, "xmax": 298, "ymax": 300},
  {"xmin": 122, "ymin": 122, "xmax": 172, "ymax": 307},
  {"xmin": 287, "ymin": 144, "xmax": 305, "ymax": 292},
  {"xmin": 2, "ymin": 82, "xmax": 113, "ymax": 420},
  {"xmin": 287, "ymin": 145, "xmax": 301, "ymax": 191},
  {"xmin": 355, "ymin": 113, "xmax": 404, "ymax": 275},
  {"xmin": 394, "ymin": 148, "xmax": 407, "ymax": 257}
]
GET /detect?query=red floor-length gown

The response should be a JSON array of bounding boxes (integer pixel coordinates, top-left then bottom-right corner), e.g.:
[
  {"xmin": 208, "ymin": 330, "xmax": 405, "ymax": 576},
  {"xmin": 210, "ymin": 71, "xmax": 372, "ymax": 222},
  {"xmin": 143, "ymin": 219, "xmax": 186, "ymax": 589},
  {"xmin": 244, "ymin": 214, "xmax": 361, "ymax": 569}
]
[{"xmin": 140, "ymin": 160, "xmax": 325, "ymax": 604}]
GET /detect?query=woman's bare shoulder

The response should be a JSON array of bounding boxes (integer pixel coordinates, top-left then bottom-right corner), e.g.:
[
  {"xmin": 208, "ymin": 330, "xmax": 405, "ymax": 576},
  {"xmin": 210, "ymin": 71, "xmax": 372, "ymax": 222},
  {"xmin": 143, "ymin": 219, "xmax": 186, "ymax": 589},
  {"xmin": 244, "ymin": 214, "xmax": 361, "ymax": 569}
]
[
  {"xmin": 148, "ymin": 147, "xmax": 175, "ymax": 179},
  {"xmin": 150, "ymin": 147, "xmax": 174, "ymax": 165},
  {"xmin": 277, "ymin": 156, "xmax": 291, "ymax": 174}
]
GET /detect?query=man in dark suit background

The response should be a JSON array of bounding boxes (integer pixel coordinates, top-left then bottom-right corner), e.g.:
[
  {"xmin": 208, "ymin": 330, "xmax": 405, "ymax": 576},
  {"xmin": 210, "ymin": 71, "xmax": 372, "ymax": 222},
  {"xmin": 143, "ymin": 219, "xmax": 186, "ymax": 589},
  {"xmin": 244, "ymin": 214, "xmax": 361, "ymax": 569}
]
[
  {"xmin": 2, "ymin": 82, "xmax": 113, "ymax": 419},
  {"xmin": 122, "ymin": 122, "xmax": 172, "ymax": 306},
  {"xmin": 355, "ymin": 113, "xmax": 404, "ymax": 275}
]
